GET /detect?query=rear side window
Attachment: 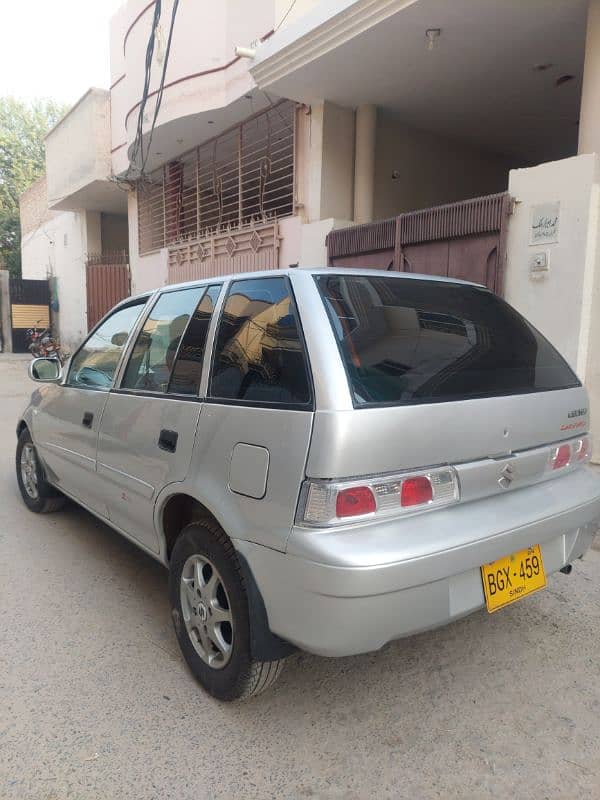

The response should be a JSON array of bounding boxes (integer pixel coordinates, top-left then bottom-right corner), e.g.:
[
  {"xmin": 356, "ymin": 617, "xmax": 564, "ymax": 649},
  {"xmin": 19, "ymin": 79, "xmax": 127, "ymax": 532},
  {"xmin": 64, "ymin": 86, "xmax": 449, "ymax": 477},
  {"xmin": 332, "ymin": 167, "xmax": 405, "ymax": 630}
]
[
  {"xmin": 168, "ymin": 285, "xmax": 221, "ymax": 395},
  {"xmin": 209, "ymin": 277, "xmax": 311, "ymax": 407},
  {"xmin": 316, "ymin": 274, "xmax": 579, "ymax": 407}
]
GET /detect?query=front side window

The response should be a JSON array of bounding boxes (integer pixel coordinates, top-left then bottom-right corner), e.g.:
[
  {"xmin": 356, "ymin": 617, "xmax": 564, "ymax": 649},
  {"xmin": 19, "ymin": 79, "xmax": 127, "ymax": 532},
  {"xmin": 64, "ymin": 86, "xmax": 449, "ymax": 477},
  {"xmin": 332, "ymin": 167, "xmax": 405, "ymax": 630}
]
[
  {"xmin": 121, "ymin": 287, "xmax": 204, "ymax": 392},
  {"xmin": 68, "ymin": 302, "xmax": 146, "ymax": 390},
  {"xmin": 209, "ymin": 277, "xmax": 311, "ymax": 406},
  {"xmin": 316, "ymin": 274, "xmax": 579, "ymax": 407}
]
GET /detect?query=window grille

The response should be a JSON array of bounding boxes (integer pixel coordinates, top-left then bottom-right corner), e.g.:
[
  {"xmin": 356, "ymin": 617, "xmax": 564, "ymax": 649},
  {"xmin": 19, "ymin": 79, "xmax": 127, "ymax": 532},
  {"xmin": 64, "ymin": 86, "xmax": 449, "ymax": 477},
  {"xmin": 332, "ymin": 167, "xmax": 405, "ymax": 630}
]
[{"xmin": 137, "ymin": 100, "xmax": 295, "ymax": 255}]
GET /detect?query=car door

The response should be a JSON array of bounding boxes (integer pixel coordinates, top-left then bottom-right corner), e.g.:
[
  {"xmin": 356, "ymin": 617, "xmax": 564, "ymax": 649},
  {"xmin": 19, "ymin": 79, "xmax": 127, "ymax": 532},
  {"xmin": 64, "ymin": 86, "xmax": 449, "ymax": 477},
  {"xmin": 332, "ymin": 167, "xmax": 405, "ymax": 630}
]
[
  {"xmin": 192, "ymin": 275, "xmax": 315, "ymax": 552},
  {"xmin": 95, "ymin": 284, "xmax": 222, "ymax": 553},
  {"xmin": 30, "ymin": 299, "xmax": 148, "ymax": 515}
]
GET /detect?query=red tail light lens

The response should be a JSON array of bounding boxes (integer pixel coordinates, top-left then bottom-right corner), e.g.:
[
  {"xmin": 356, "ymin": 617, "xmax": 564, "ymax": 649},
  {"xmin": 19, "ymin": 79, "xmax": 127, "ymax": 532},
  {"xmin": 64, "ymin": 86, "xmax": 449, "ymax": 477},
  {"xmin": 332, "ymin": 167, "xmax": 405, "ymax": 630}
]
[
  {"xmin": 400, "ymin": 476, "xmax": 433, "ymax": 507},
  {"xmin": 551, "ymin": 443, "xmax": 571, "ymax": 470},
  {"xmin": 335, "ymin": 486, "xmax": 376, "ymax": 518}
]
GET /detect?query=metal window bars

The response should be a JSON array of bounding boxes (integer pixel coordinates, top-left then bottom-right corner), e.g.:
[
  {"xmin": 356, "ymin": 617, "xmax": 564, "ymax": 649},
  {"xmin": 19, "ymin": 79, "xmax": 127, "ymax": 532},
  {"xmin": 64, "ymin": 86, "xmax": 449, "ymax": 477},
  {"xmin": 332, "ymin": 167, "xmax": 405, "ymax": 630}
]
[{"xmin": 137, "ymin": 100, "xmax": 295, "ymax": 255}]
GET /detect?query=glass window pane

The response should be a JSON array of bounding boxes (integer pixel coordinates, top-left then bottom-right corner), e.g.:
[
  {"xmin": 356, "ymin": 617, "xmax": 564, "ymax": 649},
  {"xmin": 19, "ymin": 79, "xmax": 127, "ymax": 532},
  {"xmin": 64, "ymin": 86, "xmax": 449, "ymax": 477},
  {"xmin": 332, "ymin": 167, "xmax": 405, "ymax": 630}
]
[
  {"xmin": 68, "ymin": 302, "xmax": 145, "ymax": 390},
  {"xmin": 122, "ymin": 287, "xmax": 205, "ymax": 393},
  {"xmin": 209, "ymin": 277, "xmax": 311, "ymax": 406},
  {"xmin": 168, "ymin": 285, "xmax": 221, "ymax": 395},
  {"xmin": 316, "ymin": 274, "xmax": 579, "ymax": 407}
]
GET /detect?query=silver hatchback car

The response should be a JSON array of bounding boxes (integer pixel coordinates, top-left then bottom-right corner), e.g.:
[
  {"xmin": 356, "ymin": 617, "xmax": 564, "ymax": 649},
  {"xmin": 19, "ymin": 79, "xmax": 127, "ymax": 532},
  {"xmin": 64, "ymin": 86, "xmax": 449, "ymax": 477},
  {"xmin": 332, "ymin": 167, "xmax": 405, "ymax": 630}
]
[{"xmin": 16, "ymin": 269, "xmax": 600, "ymax": 700}]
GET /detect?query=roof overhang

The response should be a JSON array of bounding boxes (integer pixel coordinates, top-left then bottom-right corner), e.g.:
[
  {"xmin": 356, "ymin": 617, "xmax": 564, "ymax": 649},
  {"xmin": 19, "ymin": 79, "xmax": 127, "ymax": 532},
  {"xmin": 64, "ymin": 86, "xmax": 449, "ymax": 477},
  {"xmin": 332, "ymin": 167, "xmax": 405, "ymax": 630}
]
[
  {"xmin": 49, "ymin": 179, "xmax": 128, "ymax": 214},
  {"xmin": 251, "ymin": 0, "xmax": 587, "ymax": 163}
]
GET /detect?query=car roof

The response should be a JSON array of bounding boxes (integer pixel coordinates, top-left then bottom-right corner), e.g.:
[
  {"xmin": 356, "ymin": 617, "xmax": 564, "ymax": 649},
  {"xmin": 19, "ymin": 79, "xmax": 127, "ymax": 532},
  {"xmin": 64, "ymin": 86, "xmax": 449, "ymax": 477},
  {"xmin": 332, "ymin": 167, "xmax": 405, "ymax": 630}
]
[{"xmin": 126, "ymin": 267, "xmax": 485, "ymax": 303}]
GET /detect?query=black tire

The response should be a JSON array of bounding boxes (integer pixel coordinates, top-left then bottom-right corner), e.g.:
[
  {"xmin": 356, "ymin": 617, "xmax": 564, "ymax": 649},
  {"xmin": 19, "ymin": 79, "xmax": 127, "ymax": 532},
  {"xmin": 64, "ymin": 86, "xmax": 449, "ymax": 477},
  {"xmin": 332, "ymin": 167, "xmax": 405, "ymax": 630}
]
[
  {"xmin": 169, "ymin": 519, "xmax": 285, "ymax": 701},
  {"xmin": 16, "ymin": 428, "xmax": 66, "ymax": 514}
]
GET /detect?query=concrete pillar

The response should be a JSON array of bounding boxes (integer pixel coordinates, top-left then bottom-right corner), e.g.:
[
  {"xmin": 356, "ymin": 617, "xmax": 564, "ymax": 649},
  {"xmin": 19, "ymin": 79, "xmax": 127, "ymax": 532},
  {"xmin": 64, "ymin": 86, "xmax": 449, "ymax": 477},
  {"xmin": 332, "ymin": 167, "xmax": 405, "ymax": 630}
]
[
  {"xmin": 578, "ymin": 0, "xmax": 600, "ymax": 154},
  {"xmin": 0, "ymin": 269, "xmax": 12, "ymax": 352},
  {"xmin": 353, "ymin": 105, "xmax": 377, "ymax": 224},
  {"xmin": 303, "ymin": 101, "xmax": 355, "ymax": 223}
]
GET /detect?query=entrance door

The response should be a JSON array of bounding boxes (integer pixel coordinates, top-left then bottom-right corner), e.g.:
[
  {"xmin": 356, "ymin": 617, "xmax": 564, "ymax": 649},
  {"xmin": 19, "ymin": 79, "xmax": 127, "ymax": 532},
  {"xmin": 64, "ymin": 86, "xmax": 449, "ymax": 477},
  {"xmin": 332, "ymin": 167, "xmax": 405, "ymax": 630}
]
[
  {"xmin": 400, "ymin": 232, "xmax": 500, "ymax": 287},
  {"xmin": 96, "ymin": 284, "xmax": 222, "ymax": 553},
  {"xmin": 31, "ymin": 299, "xmax": 147, "ymax": 514},
  {"xmin": 9, "ymin": 278, "xmax": 50, "ymax": 353},
  {"xmin": 326, "ymin": 193, "xmax": 511, "ymax": 295},
  {"xmin": 86, "ymin": 253, "xmax": 131, "ymax": 331}
]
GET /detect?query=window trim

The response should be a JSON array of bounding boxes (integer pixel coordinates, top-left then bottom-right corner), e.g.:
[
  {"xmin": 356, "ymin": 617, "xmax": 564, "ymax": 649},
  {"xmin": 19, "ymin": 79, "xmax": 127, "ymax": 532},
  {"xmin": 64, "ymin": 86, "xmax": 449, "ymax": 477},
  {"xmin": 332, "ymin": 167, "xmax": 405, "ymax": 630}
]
[
  {"xmin": 314, "ymin": 274, "xmax": 580, "ymax": 410},
  {"xmin": 206, "ymin": 275, "xmax": 315, "ymax": 411},
  {"xmin": 65, "ymin": 296, "xmax": 151, "ymax": 392}
]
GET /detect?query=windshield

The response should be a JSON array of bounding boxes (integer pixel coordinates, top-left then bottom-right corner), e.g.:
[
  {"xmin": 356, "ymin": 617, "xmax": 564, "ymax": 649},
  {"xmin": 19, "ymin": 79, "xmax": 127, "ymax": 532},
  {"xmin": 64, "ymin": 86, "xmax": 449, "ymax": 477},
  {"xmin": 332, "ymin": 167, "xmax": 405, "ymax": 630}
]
[{"xmin": 315, "ymin": 274, "xmax": 580, "ymax": 407}]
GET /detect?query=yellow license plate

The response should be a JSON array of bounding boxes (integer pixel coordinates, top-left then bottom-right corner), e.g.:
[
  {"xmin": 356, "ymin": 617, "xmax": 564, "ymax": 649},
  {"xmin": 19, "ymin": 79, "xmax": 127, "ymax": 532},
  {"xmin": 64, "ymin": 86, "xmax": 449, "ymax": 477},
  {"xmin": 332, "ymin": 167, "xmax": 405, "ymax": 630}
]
[{"xmin": 481, "ymin": 544, "xmax": 546, "ymax": 613}]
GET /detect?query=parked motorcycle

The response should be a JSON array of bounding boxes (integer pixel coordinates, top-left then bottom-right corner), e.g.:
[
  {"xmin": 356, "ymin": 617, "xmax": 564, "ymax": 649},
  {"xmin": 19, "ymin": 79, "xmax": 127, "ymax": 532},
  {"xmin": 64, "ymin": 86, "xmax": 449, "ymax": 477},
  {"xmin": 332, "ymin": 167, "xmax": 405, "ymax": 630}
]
[{"xmin": 26, "ymin": 321, "xmax": 67, "ymax": 363}]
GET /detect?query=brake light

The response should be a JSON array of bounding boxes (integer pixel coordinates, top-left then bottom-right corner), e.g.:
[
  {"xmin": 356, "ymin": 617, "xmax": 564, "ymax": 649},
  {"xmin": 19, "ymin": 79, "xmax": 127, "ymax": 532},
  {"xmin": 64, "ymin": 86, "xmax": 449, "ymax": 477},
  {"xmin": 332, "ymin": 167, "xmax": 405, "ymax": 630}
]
[
  {"xmin": 551, "ymin": 443, "xmax": 571, "ymax": 470},
  {"xmin": 400, "ymin": 476, "xmax": 433, "ymax": 507},
  {"xmin": 300, "ymin": 467, "xmax": 459, "ymax": 527},
  {"xmin": 574, "ymin": 437, "xmax": 591, "ymax": 462},
  {"xmin": 336, "ymin": 486, "xmax": 376, "ymax": 518}
]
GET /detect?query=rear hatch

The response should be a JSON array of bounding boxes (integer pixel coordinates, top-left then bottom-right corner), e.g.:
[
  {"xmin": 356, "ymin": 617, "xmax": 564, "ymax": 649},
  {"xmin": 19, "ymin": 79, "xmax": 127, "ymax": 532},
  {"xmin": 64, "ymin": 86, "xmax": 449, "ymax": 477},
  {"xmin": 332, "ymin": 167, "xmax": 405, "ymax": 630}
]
[{"xmin": 307, "ymin": 274, "xmax": 589, "ymax": 495}]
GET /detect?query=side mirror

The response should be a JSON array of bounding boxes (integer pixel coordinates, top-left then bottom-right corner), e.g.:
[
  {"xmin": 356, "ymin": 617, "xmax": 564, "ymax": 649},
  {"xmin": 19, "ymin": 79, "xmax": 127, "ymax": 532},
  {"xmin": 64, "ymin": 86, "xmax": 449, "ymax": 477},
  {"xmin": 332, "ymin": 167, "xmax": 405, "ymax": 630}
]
[
  {"xmin": 29, "ymin": 357, "xmax": 61, "ymax": 383},
  {"xmin": 111, "ymin": 332, "xmax": 128, "ymax": 347}
]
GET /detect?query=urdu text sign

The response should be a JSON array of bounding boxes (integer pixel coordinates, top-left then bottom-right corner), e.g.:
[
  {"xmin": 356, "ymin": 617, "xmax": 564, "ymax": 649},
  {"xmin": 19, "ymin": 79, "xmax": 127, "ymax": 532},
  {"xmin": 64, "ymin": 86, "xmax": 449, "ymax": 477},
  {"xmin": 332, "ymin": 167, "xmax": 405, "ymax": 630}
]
[{"xmin": 530, "ymin": 202, "xmax": 560, "ymax": 245}]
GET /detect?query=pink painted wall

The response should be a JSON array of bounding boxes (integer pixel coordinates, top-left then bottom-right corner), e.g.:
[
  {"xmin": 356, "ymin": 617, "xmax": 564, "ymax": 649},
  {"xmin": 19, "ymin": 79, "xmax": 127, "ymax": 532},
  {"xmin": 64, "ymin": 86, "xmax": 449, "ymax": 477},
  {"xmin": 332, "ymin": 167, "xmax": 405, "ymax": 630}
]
[{"xmin": 110, "ymin": 0, "xmax": 277, "ymax": 173}]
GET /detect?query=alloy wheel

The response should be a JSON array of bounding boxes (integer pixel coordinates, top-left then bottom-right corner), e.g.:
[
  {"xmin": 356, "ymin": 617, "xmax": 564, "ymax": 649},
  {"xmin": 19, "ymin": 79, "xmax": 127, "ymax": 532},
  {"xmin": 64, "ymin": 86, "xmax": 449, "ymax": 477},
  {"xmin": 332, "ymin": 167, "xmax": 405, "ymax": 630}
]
[
  {"xmin": 180, "ymin": 554, "xmax": 234, "ymax": 669},
  {"xmin": 20, "ymin": 443, "xmax": 39, "ymax": 500}
]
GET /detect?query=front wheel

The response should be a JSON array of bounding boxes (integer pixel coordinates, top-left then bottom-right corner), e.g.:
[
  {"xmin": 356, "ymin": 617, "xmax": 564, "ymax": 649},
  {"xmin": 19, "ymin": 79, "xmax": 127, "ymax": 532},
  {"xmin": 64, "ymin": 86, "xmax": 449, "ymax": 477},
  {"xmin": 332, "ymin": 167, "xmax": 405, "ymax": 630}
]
[
  {"xmin": 16, "ymin": 429, "xmax": 65, "ymax": 513},
  {"xmin": 169, "ymin": 520, "xmax": 285, "ymax": 701}
]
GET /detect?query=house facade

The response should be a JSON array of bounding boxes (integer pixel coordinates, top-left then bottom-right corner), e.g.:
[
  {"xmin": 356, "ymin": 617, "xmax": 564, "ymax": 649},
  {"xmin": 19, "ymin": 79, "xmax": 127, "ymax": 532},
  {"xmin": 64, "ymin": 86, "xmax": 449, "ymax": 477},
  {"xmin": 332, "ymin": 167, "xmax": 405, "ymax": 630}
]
[{"xmin": 19, "ymin": 0, "xmax": 600, "ymax": 452}]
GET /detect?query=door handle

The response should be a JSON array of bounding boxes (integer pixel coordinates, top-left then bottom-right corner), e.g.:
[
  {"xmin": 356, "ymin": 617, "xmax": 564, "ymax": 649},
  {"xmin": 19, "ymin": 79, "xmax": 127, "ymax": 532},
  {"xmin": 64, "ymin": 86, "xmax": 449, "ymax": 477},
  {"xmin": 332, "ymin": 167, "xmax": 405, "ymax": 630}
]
[
  {"xmin": 82, "ymin": 411, "xmax": 94, "ymax": 429},
  {"xmin": 158, "ymin": 429, "xmax": 178, "ymax": 453}
]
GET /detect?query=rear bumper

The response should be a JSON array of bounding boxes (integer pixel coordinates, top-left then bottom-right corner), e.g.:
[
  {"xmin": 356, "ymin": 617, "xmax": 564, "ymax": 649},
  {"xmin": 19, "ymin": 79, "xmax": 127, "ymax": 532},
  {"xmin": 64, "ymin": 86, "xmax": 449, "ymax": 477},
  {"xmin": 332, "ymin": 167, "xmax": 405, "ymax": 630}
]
[{"xmin": 235, "ymin": 468, "xmax": 600, "ymax": 657}]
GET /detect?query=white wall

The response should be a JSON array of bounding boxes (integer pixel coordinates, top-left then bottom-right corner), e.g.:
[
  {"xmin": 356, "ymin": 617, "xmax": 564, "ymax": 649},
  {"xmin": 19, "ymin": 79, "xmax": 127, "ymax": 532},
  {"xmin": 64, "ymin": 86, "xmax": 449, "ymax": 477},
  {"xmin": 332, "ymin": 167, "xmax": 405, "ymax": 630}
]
[
  {"xmin": 21, "ymin": 211, "xmax": 88, "ymax": 351},
  {"xmin": 299, "ymin": 218, "xmax": 353, "ymax": 267},
  {"xmin": 45, "ymin": 89, "xmax": 112, "ymax": 208},
  {"xmin": 373, "ymin": 112, "xmax": 515, "ymax": 219},
  {"xmin": 127, "ymin": 191, "xmax": 169, "ymax": 294},
  {"xmin": 504, "ymin": 153, "xmax": 600, "ymax": 458},
  {"xmin": 505, "ymin": 155, "xmax": 599, "ymax": 370},
  {"xmin": 278, "ymin": 216, "xmax": 302, "ymax": 267}
]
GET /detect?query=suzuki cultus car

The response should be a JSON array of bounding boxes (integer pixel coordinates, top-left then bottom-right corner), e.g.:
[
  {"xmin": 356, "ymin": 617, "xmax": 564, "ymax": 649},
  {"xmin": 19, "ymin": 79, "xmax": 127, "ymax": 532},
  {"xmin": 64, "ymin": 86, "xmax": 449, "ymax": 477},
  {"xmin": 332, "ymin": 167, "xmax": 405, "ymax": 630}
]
[{"xmin": 17, "ymin": 269, "xmax": 600, "ymax": 700}]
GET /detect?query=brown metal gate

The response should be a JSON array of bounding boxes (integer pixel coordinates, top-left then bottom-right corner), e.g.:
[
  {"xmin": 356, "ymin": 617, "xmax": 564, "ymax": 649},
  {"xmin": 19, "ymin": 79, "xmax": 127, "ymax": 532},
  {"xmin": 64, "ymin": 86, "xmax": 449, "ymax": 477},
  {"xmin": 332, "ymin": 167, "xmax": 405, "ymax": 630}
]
[
  {"xmin": 326, "ymin": 192, "xmax": 512, "ymax": 294},
  {"xmin": 86, "ymin": 251, "xmax": 131, "ymax": 330}
]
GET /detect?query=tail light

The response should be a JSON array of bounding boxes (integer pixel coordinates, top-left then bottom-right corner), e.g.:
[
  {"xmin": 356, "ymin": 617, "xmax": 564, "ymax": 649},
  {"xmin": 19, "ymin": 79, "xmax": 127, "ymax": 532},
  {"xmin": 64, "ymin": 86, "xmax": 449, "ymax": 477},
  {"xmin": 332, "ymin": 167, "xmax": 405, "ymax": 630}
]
[
  {"xmin": 574, "ymin": 437, "xmax": 591, "ymax": 462},
  {"xmin": 336, "ymin": 486, "xmax": 376, "ymax": 518},
  {"xmin": 401, "ymin": 476, "xmax": 433, "ymax": 507},
  {"xmin": 299, "ymin": 467, "xmax": 459, "ymax": 527},
  {"xmin": 548, "ymin": 436, "xmax": 591, "ymax": 471},
  {"xmin": 550, "ymin": 443, "xmax": 571, "ymax": 470}
]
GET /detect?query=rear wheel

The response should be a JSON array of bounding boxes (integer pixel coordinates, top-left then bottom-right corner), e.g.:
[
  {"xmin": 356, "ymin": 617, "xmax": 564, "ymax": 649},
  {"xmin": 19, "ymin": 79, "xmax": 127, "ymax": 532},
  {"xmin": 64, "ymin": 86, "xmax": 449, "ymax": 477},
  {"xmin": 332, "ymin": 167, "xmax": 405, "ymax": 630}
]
[
  {"xmin": 16, "ymin": 429, "xmax": 65, "ymax": 513},
  {"xmin": 169, "ymin": 519, "xmax": 285, "ymax": 701}
]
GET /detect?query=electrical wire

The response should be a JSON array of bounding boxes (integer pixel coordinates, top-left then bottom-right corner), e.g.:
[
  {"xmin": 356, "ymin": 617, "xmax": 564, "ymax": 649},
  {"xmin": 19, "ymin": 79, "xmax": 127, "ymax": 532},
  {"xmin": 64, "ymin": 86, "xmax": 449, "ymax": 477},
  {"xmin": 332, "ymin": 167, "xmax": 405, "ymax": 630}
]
[
  {"xmin": 127, "ymin": 0, "xmax": 162, "ymax": 177},
  {"xmin": 276, "ymin": 0, "xmax": 298, "ymax": 31},
  {"xmin": 140, "ymin": 0, "xmax": 180, "ymax": 175}
]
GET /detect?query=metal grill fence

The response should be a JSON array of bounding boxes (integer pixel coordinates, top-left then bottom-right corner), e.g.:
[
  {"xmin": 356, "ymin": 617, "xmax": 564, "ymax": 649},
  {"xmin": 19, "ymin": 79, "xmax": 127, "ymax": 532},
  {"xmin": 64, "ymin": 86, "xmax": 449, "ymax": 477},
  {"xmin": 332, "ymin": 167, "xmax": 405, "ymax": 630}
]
[{"xmin": 137, "ymin": 100, "xmax": 296, "ymax": 255}]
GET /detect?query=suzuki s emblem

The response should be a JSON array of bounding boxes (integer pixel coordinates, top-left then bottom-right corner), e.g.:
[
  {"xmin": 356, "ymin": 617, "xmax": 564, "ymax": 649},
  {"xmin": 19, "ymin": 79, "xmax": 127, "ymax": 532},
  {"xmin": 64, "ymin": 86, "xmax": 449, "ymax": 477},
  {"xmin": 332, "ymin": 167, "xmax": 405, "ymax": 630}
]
[{"xmin": 498, "ymin": 463, "xmax": 515, "ymax": 490}]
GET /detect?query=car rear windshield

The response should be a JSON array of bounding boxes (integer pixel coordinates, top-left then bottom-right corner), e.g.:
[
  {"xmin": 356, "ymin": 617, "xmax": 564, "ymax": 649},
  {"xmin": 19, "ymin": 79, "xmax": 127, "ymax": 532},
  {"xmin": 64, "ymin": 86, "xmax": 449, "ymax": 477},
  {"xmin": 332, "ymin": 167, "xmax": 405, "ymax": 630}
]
[{"xmin": 315, "ymin": 274, "xmax": 580, "ymax": 407}]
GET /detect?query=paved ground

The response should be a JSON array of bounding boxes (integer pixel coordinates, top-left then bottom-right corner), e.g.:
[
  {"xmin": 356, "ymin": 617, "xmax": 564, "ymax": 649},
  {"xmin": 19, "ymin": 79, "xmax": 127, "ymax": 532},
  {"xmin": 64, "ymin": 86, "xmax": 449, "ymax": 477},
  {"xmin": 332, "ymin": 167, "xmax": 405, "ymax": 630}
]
[{"xmin": 1, "ymin": 356, "xmax": 600, "ymax": 800}]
